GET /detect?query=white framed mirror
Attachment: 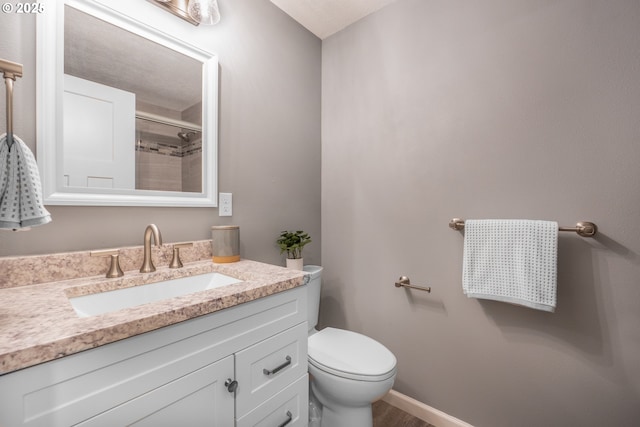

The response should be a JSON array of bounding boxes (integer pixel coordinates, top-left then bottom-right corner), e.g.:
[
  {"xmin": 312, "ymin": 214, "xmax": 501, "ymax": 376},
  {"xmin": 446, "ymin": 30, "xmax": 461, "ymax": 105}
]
[{"xmin": 36, "ymin": 0, "xmax": 218, "ymax": 207}]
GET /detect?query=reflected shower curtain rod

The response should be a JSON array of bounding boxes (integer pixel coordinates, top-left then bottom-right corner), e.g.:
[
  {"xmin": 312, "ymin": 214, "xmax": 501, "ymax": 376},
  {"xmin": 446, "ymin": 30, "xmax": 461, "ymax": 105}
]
[{"xmin": 135, "ymin": 110, "xmax": 202, "ymax": 132}]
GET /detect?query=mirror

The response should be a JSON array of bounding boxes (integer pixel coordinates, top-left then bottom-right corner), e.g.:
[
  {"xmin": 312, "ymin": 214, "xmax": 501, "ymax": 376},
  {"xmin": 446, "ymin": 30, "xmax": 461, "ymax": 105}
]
[{"xmin": 37, "ymin": 0, "xmax": 218, "ymax": 206}]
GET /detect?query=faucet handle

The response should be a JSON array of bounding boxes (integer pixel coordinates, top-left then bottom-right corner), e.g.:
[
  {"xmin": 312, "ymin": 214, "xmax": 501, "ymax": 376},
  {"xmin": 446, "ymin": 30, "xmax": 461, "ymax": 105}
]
[
  {"xmin": 91, "ymin": 249, "xmax": 124, "ymax": 278},
  {"xmin": 169, "ymin": 242, "xmax": 193, "ymax": 269}
]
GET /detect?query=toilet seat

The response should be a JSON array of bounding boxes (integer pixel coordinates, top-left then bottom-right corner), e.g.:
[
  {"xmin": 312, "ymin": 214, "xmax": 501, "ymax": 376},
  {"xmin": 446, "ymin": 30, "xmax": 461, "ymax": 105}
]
[{"xmin": 308, "ymin": 327, "xmax": 397, "ymax": 382}]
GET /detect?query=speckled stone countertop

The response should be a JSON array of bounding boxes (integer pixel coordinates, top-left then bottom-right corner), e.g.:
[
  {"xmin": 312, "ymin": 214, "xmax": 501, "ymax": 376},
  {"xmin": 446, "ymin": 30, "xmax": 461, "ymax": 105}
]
[{"xmin": 0, "ymin": 257, "xmax": 306, "ymax": 375}]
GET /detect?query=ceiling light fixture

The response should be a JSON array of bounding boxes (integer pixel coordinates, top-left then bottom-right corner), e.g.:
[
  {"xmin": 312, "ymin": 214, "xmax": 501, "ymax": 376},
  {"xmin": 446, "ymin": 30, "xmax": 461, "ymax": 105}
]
[{"xmin": 187, "ymin": 0, "xmax": 221, "ymax": 25}]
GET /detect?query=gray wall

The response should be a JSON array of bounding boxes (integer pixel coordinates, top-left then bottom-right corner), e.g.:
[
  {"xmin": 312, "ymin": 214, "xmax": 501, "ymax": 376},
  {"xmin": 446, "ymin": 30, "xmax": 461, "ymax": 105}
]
[
  {"xmin": 0, "ymin": 0, "xmax": 321, "ymax": 266},
  {"xmin": 321, "ymin": 0, "xmax": 640, "ymax": 426}
]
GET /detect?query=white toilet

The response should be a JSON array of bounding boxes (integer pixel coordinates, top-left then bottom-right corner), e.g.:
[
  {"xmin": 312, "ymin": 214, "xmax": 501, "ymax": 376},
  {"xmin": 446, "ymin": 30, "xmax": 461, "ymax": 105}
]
[{"xmin": 304, "ymin": 265, "xmax": 397, "ymax": 427}]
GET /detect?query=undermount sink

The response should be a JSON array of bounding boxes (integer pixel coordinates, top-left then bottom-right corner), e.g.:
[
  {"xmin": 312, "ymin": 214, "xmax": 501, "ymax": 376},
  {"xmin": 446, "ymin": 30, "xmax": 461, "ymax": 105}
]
[{"xmin": 69, "ymin": 272, "xmax": 243, "ymax": 317}]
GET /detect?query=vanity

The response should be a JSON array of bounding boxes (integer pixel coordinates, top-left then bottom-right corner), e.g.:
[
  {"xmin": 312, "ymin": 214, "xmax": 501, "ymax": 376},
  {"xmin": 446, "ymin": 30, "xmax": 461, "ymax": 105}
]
[{"xmin": 0, "ymin": 249, "xmax": 309, "ymax": 426}]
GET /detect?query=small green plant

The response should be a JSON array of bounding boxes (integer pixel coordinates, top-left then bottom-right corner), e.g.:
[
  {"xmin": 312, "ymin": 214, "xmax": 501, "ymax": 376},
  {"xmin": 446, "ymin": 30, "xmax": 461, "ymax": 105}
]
[{"xmin": 277, "ymin": 230, "xmax": 312, "ymax": 259}]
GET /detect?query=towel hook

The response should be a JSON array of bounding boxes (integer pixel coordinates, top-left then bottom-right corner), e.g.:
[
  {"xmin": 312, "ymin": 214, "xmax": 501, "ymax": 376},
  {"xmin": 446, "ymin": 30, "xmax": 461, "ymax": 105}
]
[{"xmin": 0, "ymin": 58, "xmax": 23, "ymax": 149}]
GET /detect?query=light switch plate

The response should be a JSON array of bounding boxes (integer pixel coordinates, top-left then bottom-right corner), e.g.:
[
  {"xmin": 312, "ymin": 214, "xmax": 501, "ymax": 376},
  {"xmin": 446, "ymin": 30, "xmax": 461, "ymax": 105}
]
[{"xmin": 219, "ymin": 193, "xmax": 232, "ymax": 216}]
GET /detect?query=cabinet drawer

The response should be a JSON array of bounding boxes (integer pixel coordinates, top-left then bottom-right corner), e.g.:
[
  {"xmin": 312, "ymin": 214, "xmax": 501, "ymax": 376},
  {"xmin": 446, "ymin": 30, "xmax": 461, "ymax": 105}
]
[
  {"xmin": 235, "ymin": 322, "xmax": 308, "ymax": 417},
  {"xmin": 236, "ymin": 374, "xmax": 308, "ymax": 427}
]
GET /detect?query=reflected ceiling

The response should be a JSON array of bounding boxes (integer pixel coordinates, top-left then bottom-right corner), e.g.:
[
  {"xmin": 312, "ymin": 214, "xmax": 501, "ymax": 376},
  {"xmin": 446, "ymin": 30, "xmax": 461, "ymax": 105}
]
[{"xmin": 64, "ymin": 6, "xmax": 201, "ymax": 111}]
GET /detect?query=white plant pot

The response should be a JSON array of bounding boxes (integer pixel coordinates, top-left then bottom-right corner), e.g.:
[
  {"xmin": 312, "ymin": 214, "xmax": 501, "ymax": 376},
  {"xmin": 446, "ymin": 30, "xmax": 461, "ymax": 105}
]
[{"xmin": 286, "ymin": 258, "xmax": 304, "ymax": 271}]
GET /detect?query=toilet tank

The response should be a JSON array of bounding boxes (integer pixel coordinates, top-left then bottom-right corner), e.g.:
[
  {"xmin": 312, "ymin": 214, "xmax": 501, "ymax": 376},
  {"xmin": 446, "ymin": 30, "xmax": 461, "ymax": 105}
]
[{"xmin": 303, "ymin": 265, "xmax": 323, "ymax": 332}]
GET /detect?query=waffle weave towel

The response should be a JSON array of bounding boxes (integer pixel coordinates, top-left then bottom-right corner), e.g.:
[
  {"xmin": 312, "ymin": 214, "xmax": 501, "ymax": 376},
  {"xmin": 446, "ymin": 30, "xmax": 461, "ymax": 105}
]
[
  {"xmin": 0, "ymin": 133, "xmax": 52, "ymax": 230},
  {"xmin": 462, "ymin": 219, "xmax": 558, "ymax": 312}
]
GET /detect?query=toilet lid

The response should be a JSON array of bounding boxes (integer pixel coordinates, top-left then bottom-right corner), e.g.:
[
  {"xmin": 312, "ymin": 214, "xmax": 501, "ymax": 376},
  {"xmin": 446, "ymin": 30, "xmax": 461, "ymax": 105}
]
[{"xmin": 308, "ymin": 328, "xmax": 397, "ymax": 380}]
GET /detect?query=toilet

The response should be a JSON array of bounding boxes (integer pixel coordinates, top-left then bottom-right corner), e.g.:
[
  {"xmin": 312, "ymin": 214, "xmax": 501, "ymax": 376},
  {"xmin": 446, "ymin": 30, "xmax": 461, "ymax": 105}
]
[{"xmin": 304, "ymin": 265, "xmax": 397, "ymax": 427}]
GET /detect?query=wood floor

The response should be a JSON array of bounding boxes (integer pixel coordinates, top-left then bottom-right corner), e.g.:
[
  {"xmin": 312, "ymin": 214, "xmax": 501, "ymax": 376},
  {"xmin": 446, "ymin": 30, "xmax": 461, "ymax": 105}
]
[{"xmin": 373, "ymin": 400, "xmax": 435, "ymax": 427}]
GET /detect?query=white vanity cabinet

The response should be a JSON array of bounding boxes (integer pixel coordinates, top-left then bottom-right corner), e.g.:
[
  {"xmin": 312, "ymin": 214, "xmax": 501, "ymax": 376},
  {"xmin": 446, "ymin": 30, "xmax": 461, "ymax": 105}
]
[{"xmin": 0, "ymin": 286, "xmax": 308, "ymax": 427}]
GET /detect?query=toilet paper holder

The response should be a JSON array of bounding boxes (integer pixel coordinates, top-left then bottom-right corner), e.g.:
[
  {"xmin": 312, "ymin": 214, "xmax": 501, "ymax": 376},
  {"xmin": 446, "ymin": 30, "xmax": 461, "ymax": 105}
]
[{"xmin": 395, "ymin": 276, "xmax": 431, "ymax": 293}]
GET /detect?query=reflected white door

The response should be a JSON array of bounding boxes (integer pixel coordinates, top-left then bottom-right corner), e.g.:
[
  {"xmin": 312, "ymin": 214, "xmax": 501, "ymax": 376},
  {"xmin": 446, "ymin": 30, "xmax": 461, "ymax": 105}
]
[{"xmin": 63, "ymin": 74, "xmax": 135, "ymax": 189}]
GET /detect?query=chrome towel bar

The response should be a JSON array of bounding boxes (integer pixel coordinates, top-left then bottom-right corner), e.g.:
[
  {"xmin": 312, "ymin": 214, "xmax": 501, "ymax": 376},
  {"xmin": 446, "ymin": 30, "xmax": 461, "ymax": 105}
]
[{"xmin": 448, "ymin": 218, "xmax": 598, "ymax": 238}]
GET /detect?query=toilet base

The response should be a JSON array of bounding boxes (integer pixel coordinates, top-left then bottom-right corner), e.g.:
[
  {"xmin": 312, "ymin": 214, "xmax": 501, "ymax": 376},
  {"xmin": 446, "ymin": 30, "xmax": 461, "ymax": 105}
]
[
  {"xmin": 310, "ymin": 375, "xmax": 390, "ymax": 427},
  {"xmin": 319, "ymin": 402, "xmax": 373, "ymax": 427}
]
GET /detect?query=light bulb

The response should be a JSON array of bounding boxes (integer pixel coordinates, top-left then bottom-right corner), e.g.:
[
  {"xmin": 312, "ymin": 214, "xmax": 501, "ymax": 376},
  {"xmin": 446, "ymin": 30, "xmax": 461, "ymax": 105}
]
[{"xmin": 187, "ymin": 0, "xmax": 220, "ymax": 25}]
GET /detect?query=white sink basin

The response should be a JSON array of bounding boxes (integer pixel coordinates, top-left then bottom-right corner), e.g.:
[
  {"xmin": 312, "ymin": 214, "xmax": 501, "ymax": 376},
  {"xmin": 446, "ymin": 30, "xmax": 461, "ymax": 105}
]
[{"xmin": 69, "ymin": 272, "xmax": 243, "ymax": 317}]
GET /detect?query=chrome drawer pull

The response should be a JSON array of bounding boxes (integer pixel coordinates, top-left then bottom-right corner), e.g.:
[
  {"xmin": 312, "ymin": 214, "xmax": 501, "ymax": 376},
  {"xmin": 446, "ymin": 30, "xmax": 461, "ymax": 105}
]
[
  {"xmin": 263, "ymin": 355, "xmax": 292, "ymax": 376},
  {"xmin": 277, "ymin": 411, "xmax": 293, "ymax": 427}
]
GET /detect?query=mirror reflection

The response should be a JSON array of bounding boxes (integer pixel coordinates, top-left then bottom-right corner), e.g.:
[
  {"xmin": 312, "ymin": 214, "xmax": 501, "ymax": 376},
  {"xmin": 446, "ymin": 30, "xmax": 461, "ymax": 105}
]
[{"xmin": 64, "ymin": 5, "xmax": 203, "ymax": 193}]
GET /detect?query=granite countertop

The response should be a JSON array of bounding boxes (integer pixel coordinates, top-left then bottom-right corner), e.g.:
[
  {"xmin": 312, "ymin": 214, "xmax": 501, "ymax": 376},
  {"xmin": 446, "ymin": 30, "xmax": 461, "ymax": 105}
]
[{"xmin": 0, "ymin": 259, "xmax": 307, "ymax": 375}]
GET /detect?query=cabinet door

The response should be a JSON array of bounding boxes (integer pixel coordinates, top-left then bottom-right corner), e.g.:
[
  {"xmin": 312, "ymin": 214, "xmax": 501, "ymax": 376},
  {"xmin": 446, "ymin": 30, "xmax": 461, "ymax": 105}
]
[{"xmin": 75, "ymin": 356, "xmax": 235, "ymax": 427}]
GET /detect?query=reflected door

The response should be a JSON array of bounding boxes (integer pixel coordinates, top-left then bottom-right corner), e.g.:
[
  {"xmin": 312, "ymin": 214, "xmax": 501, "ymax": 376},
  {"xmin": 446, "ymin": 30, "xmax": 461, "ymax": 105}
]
[{"xmin": 63, "ymin": 74, "xmax": 135, "ymax": 189}]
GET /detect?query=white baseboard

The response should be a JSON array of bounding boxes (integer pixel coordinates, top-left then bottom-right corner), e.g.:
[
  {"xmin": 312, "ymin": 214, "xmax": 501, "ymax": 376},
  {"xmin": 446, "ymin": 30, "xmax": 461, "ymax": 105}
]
[{"xmin": 381, "ymin": 389, "xmax": 474, "ymax": 427}]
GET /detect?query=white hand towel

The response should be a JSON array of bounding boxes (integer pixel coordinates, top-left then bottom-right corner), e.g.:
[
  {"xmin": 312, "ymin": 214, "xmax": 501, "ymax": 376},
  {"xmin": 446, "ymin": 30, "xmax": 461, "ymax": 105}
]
[
  {"xmin": 462, "ymin": 219, "xmax": 558, "ymax": 312},
  {"xmin": 0, "ymin": 133, "xmax": 52, "ymax": 230}
]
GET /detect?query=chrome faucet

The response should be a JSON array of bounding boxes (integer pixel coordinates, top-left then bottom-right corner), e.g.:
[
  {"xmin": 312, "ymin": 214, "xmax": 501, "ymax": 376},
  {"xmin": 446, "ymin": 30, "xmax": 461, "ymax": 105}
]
[{"xmin": 140, "ymin": 224, "xmax": 163, "ymax": 273}]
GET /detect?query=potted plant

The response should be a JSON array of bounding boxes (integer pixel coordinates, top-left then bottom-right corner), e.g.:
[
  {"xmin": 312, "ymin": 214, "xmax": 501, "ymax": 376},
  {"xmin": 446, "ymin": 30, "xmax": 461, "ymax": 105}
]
[{"xmin": 277, "ymin": 230, "xmax": 311, "ymax": 270}]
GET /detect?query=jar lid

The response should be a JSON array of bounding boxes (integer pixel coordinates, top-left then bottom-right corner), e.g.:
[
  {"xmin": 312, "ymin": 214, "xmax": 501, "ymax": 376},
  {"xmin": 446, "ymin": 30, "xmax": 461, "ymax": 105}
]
[{"xmin": 211, "ymin": 225, "xmax": 239, "ymax": 230}]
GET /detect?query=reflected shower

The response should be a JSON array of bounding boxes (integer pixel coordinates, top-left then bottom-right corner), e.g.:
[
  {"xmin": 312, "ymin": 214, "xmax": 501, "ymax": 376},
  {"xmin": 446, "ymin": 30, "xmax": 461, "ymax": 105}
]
[{"xmin": 177, "ymin": 131, "xmax": 196, "ymax": 142}]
